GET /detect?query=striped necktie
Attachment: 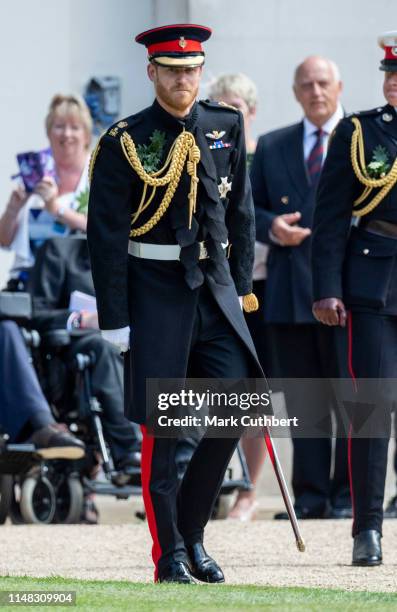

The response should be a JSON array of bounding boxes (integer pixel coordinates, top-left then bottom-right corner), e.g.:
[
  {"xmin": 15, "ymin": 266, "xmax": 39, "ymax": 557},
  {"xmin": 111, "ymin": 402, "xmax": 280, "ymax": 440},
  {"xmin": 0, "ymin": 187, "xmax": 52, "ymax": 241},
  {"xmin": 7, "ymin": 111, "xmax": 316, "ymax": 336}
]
[{"xmin": 307, "ymin": 129, "xmax": 325, "ymax": 187}]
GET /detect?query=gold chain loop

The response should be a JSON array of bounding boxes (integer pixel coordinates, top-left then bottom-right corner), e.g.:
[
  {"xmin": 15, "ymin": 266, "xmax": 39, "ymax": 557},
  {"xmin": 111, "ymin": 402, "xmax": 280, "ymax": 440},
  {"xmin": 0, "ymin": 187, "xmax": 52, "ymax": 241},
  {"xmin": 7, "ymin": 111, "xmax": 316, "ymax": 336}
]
[
  {"xmin": 350, "ymin": 117, "xmax": 397, "ymax": 216},
  {"xmin": 120, "ymin": 130, "xmax": 199, "ymax": 236}
]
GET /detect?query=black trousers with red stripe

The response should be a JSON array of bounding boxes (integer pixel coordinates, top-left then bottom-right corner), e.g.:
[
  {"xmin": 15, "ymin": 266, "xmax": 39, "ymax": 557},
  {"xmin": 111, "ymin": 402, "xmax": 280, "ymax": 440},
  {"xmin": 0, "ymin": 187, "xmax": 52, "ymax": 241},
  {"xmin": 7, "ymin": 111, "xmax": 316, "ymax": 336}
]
[
  {"xmin": 269, "ymin": 323, "xmax": 350, "ymax": 514},
  {"xmin": 347, "ymin": 312, "xmax": 397, "ymax": 536},
  {"xmin": 141, "ymin": 284, "xmax": 251, "ymax": 578}
]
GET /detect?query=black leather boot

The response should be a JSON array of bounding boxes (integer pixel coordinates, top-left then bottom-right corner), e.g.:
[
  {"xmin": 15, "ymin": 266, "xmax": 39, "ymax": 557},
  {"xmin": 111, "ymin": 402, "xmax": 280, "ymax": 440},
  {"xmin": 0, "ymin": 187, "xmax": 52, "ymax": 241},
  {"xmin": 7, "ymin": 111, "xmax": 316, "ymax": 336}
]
[
  {"xmin": 352, "ymin": 530, "xmax": 382, "ymax": 566},
  {"xmin": 186, "ymin": 543, "xmax": 225, "ymax": 583},
  {"xmin": 157, "ymin": 560, "xmax": 196, "ymax": 584}
]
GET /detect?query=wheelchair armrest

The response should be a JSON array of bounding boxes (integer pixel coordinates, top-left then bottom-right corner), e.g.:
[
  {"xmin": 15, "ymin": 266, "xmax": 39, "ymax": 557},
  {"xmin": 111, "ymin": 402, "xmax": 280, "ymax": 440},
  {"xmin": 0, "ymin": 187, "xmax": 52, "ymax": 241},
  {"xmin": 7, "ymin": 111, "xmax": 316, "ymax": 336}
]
[
  {"xmin": 42, "ymin": 329, "xmax": 72, "ymax": 348},
  {"xmin": 0, "ymin": 292, "xmax": 32, "ymax": 323}
]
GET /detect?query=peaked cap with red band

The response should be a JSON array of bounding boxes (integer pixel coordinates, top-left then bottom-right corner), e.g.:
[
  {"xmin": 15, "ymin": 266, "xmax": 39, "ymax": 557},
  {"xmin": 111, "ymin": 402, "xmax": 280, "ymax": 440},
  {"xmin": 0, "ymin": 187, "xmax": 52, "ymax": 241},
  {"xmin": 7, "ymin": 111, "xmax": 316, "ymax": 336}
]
[
  {"xmin": 378, "ymin": 31, "xmax": 397, "ymax": 72},
  {"xmin": 135, "ymin": 23, "xmax": 212, "ymax": 67}
]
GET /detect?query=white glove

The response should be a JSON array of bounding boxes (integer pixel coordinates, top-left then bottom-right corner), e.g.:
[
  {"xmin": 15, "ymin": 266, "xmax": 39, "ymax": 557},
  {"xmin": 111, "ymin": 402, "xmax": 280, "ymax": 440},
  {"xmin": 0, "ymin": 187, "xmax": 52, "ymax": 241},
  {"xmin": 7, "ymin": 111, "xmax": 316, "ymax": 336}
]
[{"xmin": 101, "ymin": 326, "xmax": 130, "ymax": 353}]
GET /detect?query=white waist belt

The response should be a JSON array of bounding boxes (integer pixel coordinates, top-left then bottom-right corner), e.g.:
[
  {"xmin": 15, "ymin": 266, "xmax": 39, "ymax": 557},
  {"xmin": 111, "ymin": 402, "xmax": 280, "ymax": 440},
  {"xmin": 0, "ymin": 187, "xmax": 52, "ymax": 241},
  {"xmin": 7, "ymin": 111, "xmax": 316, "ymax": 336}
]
[{"xmin": 128, "ymin": 240, "xmax": 228, "ymax": 261}]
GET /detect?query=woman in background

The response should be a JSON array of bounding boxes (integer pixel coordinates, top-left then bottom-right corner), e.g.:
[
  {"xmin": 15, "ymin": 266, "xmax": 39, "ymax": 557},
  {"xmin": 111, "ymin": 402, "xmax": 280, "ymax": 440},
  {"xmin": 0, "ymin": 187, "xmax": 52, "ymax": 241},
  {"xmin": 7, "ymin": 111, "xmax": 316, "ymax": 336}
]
[{"xmin": 0, "ymin": 94, "xmax": 91, "ymax": 288}]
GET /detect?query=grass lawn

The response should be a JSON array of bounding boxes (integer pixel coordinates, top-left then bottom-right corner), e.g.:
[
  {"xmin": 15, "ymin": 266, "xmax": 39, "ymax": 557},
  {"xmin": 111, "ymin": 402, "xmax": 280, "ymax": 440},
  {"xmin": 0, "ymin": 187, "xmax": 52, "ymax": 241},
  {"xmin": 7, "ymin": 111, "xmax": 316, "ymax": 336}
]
[{"xmin": 0, "ymin": 576, "xmax": 396, "ymax": 611}]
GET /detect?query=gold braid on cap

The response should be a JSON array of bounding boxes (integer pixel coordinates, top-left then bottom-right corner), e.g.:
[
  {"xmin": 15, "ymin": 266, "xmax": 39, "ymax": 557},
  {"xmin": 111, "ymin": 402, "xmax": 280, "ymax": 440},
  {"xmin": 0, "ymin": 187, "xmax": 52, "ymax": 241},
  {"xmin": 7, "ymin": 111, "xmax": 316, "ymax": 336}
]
[
  {"xmin": 350, "ymin": 117, "xmax": 397, "ymax": 216},
  {"xmin": 120, "ymin": 130, "xmax": 200, "ymax": 237}
]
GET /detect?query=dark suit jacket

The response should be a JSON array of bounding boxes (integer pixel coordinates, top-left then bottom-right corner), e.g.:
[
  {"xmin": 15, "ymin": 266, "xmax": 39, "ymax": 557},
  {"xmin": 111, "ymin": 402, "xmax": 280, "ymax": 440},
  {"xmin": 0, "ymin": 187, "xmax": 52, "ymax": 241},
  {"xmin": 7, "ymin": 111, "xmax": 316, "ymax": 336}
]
[
  {"xmin": 250, "ymin": 122, "xmax": 316, "ymax": 323},
  {"xmin": 29, "ymin": 236, "xmax": 94, "ymax": 331}
]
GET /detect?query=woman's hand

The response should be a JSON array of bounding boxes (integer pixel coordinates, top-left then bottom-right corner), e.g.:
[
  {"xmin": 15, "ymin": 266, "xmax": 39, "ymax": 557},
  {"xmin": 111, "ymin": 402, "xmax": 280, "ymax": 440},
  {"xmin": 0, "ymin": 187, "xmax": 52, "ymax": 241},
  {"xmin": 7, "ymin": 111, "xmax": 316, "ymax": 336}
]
[
  {"xmin": 7, "ymin": 186, "xmax": 29, "ymax": 214},
  {"xmin": 34, "ymin": 177, "xmax": 59, "ymax": 215}
]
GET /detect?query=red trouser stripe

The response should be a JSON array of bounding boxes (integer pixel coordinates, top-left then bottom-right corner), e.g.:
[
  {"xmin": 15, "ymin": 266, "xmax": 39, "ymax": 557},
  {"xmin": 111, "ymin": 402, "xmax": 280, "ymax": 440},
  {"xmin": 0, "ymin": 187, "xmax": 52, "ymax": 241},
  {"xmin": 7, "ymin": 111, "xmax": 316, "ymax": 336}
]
[
  {"xmin": 140, "ymin": 425, "xmax": 162, "ymax": 582},
  {"xmin": 347, "ymin": 312, "xmax": 356, "ymax": 531}
]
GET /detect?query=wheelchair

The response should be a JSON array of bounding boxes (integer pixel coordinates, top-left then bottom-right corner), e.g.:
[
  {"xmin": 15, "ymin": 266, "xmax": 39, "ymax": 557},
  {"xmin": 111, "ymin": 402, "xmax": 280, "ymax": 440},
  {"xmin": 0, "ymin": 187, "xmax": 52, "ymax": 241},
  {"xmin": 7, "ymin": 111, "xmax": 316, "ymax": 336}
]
[
  {"xmin": 0, "ymin": 292, "xmax": 141, "ymax": 525},
  {"xmin": 32, "ymin": 326, "xmax": 142, "ymax": 521}
]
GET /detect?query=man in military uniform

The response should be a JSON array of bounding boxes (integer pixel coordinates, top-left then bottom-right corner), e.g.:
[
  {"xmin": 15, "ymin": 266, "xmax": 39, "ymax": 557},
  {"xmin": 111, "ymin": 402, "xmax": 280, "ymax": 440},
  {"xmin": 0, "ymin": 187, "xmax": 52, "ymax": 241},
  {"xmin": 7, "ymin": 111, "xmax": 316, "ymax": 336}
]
[
  {"xmin": 87, "ymin": 24, "xmax": 262, "ymax": 583},
  {"xmin": 312, "ymin": 31, "xmax": 397, "ymax": 566}
]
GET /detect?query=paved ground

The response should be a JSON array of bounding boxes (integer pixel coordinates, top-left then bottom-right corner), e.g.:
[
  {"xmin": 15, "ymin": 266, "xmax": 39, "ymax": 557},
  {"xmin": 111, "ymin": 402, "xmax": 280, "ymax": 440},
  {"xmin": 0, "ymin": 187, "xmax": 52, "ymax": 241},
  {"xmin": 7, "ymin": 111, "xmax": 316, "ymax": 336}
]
[
  {"xmin": 2, "ymin": 394, "xmax": 397, "ymax": 592},
  {"xmin": 1, "ymin": 519, "xmax": 397, "ymax": 592}
]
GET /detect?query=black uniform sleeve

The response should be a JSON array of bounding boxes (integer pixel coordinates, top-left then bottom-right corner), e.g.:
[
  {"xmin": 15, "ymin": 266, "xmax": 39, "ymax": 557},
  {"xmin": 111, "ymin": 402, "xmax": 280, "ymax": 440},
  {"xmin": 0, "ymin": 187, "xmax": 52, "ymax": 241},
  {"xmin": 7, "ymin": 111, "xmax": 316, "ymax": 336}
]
[
  {"xmin": 225, "ymin": 112, "xmax": 255, "ymax": 296},
  {"xmin": 312, "ymin": 118, "xmax": 359, "ymax": 300},
  {"xmin": 250, "ymin": 135, "xmax": 276, "ymax": 244},
  {"xmin": 87, "ymin": 134, "xmax": 134, "ymax": 329}
]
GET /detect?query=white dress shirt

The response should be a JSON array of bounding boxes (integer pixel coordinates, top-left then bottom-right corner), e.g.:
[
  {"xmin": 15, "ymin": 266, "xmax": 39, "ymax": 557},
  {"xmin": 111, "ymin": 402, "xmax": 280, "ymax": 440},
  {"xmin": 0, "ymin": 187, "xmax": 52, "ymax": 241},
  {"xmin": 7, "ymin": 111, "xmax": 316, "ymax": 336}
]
[{"xmin": 303, "ymin": 104, "xmax": 344, "ymax": 162}]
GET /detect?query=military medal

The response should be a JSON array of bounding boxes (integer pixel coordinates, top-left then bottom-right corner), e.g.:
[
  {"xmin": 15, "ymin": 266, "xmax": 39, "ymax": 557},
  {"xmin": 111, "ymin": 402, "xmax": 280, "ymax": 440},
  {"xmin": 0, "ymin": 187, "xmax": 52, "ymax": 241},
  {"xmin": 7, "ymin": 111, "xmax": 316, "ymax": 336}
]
[
  {"xmin": 218, "ymin": 176, "xmax": 232, "ymax": 199},
  {"xmin": 382, "ymin": 113, "xmax": 393, "ymax": 122},
  {"xmin": 206, "ymin": 130, "xmax": 231, "ymax": 150},
  {"xmin": 209, "ymin": 141, "xmax": 231, "ymax": 150}
]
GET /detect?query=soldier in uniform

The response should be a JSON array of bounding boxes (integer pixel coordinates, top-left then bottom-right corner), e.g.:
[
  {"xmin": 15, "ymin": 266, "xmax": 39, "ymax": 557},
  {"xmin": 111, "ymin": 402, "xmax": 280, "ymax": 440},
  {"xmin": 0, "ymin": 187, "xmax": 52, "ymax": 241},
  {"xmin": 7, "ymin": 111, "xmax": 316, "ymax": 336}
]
[
  {"xmin": 312, "ymin": 31, "xmax": 397, "ymax": 566},
  {"xmin": 87, "ymin": 24, "xmax": 262, "ymax": 583}
]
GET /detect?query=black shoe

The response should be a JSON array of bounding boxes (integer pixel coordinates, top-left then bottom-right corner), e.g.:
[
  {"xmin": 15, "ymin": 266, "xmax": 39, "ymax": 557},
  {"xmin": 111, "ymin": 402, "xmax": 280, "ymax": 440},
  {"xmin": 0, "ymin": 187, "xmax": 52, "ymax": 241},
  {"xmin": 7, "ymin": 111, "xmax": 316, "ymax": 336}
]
[
  {"xmin": 29, "ymin": 424, "xmax": 85, "ymax": 460},
  {"xmin": 352, "ymin": 530, "xmax": 382, "ymax": 566},
  {"xmin": 327, "ymin": 506, "xmax": 353, "ymax": 519},
  {"xmin": 274, "ymin": 506, "xmax": 326, "ymax": 520},
  {"xmin": 157, "ymin": 561, "xmax": 196, "ymax": 584},
  {"xmin": 113, "ymin": 453, "xmax": 141, "ymax": 485},
  {"xmin": 186, "ymin": 543, "xmax": 225, "ymax": 583},
  {"xmin": 384, "ymin": 495, "xmax": 397, "ymax": 518}
]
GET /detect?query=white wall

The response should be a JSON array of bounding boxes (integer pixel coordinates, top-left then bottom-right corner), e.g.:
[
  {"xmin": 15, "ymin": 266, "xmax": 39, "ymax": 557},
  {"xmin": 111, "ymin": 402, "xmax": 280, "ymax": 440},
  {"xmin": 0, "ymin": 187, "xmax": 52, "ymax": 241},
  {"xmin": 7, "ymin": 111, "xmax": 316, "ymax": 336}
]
[
  {"xmin": 190, "ymin": 0, "xmax": 397, "ymax": 135},
  {"xmin": 0, "ymin": 0, "xmax": 153, "ymax": 285},
  {"xmin": 1, "ymin": 0, "xmax": 396, "ymax": 283}
]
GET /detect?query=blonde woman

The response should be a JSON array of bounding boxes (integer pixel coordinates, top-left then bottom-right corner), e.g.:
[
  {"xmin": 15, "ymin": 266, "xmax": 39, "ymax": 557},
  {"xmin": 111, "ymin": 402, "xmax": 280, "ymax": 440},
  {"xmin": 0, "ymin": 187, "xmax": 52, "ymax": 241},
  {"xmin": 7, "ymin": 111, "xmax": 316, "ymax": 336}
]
[{"xmin": 0, "ymin": 94, "xmax": 92, "ymax": 288}]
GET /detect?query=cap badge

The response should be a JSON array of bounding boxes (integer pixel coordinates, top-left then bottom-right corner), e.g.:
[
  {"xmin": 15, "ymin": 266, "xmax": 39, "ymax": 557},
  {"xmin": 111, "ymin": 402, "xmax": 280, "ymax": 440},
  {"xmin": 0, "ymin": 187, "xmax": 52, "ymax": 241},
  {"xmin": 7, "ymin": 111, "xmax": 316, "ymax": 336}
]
[
  {"xmin": 392, "ymin": 47, "xmax": 397, "ymax": 56},
  {"xmin": 218, "ymin": 176, "xmax": 232, "ymax": 199},
  {"xmin": 382, "ymin": 112, "xmax": 393, "ymax": 122},
  {"xmin": 205, "ymin": 130, "xmax": 226, "ymax": 140},
  {"xmin": 179, "ymin": 36, "xmax": 187, "ymax": 49}
]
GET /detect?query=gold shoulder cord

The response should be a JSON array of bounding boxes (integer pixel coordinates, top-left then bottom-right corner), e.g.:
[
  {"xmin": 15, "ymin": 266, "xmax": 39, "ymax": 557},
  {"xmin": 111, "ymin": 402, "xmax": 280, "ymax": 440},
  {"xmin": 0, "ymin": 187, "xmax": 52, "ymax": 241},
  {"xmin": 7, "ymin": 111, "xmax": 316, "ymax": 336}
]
[
  {"xmin": 88, "ymin": 137, "xmax": 102, "ymax": 184},
  {"xmin": 350, "ymin": 117, "xmax": 397, "ymax": 216},
  {"xmin": 120, "ymin": 130, "xmax": 200, "ymax": 237}
]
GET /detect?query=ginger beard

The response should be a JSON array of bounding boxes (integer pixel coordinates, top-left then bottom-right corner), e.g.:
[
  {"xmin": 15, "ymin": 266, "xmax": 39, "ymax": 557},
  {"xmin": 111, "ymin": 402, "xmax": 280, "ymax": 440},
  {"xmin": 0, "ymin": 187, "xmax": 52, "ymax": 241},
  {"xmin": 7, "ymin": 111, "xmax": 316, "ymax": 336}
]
[
  {"xmin": 148, "ymin": 64, "xmax": 202, "ymax": 116},
  {"xmin": 384, "ymin": 71, "xmax": 397, "ymax": 107}
]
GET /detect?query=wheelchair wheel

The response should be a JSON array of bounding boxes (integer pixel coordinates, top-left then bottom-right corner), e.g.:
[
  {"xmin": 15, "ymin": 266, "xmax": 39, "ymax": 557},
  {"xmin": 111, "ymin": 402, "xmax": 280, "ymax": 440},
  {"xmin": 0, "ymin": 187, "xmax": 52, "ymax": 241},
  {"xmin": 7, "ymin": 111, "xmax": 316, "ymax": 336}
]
[
  {"xmin": 20, "ymin": 476, "xmax": 56, "ymax": 524},
  {"xmin": 0, "ymin": 475, "xmax": 13, "ymax": 524},
  {"xmin": 54, "ymin": 476, "xmax": 84, "ymax": 524}
]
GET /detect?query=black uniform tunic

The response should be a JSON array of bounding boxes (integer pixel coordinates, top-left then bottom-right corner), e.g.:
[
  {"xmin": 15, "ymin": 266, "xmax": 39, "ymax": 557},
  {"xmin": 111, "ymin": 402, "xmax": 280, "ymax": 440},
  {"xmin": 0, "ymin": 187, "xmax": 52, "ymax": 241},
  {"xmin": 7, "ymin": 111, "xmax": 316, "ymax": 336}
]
[
  {"xmin": 87, "ymin": 98, "xmax": 266, "ymax": 577},
  {"xmin": 312, "ymin": 104, "xmax": 397, "ymax": 535},
  {"xmin": 87, "ymin": 99, "xmax": 263, "ymax": 425}
]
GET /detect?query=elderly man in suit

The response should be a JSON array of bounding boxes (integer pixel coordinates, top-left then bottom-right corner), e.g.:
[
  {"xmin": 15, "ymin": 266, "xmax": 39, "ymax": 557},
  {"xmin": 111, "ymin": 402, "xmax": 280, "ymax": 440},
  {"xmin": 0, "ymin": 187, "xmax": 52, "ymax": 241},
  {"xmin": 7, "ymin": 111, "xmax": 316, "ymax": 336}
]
[{"xmin": 250, "ymin": 56, "xmax": 351, "ymax": 519}]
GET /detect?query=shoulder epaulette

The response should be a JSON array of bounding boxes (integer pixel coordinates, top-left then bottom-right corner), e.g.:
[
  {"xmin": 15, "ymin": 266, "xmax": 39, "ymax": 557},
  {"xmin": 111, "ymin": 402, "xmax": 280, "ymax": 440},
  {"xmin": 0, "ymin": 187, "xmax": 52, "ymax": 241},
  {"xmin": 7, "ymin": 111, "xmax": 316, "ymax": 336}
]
[
  {"xmin": 199, "ymin": 99, "xmax": 239, "ymax": 113},
  {"xmin": 106, "ymin": 113, "xmax": 143, "ymax": 138},
  {"xmin": 345, "ymin": 106, "xmax": 385, "ymax": 119}
]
